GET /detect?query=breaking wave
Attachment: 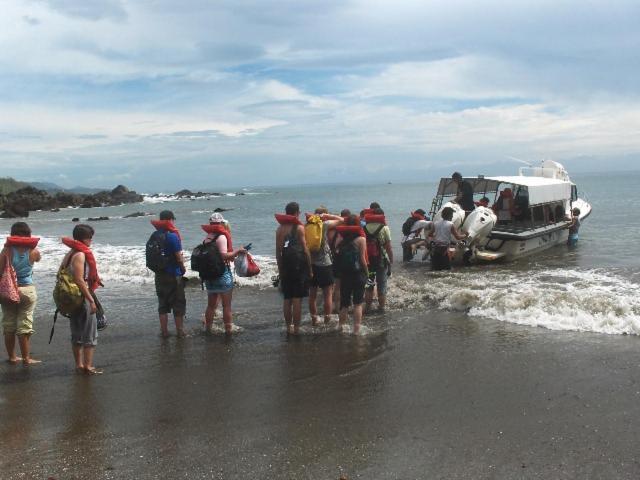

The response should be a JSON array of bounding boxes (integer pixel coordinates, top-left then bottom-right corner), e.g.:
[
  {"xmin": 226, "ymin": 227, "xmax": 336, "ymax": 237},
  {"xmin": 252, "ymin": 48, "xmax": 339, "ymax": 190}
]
[
  {"xmin": 30, "ymin": 237, "xmax": 640, "ymax": 336},
  {"xmin": 34, "ymin": 236, "xmax": 278, "ymax": 288},
  {"xmin": 387, "ymin": 266, "xmax": 640, "ymax": 336}
]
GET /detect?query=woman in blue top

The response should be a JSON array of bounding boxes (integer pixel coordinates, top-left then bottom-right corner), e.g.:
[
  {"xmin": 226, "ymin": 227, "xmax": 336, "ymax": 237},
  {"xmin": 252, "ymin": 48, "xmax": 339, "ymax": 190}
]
[{"xmin": 0, "ymin": 222, "xmax": 41, "ymax": 365}]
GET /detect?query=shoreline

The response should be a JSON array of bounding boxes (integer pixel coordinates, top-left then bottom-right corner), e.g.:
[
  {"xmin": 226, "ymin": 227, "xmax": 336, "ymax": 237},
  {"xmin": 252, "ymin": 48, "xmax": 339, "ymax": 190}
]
[{"xmin": 2, "ymin": 286, "xmax": 640, "ymax": 478}]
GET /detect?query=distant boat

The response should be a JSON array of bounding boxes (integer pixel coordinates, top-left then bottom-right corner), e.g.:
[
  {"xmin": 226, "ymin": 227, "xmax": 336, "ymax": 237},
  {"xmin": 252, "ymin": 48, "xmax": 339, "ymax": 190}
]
[{"xmin": 426, "ymin": 160, "xmax": 592, "ymax": 263}]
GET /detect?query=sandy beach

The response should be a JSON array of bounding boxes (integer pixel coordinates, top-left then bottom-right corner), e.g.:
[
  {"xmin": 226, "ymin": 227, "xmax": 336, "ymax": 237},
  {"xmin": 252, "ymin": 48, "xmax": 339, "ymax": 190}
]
[{"xmin": 2, "ymin": 284, "xmax": 640, "ymax": 479}]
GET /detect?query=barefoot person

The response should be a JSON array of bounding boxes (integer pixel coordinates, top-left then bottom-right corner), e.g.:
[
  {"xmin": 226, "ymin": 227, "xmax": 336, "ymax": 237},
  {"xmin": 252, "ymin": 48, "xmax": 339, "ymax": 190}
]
[
  {"xmin": 60, "ymin": 224, "xmax": 103, "ymax": 374},
  {"xmin": 363, "ymin": 207, "xmax": 393, "ymax": 313},
  {"xmin": 201, "ymin": 213, "xmax": 246, "ymax": 335},
  {"xmin": 275, "ymin": 202, "xmax": 312, "ymax": 335},
  {"xmin": 1, "ymin": 222, "xmax": 41, "ymax": 365},
  {"xmin": 308, "ymin": 207, "xmax": 343, "ymax": 325},
  {"xmin": 149, "ymin": 210, "xmax": 187, "ymax": 337},
  {"xmin": 334, "ymin": 215, "xmax": 368, "ymax": 334}
]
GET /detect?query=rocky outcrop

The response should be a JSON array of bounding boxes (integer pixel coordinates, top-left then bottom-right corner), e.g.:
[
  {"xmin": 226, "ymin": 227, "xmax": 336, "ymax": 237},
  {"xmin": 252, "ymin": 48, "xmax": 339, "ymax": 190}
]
[
  {"xmin": 124, "ymin": 211, "xmax": 153, "ymax": 218},
  {"xmin": 0, "ymin": 185, "xmax": 144, "ymax": 218}
]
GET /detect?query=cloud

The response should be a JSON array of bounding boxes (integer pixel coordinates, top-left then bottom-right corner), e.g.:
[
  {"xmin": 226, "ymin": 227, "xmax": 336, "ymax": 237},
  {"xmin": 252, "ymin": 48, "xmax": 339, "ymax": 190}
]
[
  {"xmin": 1, "ymin": 0, "xmax": 639, "ymax": 189},
  {"xmin": 36, "ymin": 0, "xmax": 127, "ymax": 22}
]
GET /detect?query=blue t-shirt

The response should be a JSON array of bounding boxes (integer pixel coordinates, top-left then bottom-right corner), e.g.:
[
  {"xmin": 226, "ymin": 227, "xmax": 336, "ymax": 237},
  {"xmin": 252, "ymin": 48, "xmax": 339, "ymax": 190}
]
[{"xmin": 162, "ymin": 231, "xmax": 183, "ymax": 275}]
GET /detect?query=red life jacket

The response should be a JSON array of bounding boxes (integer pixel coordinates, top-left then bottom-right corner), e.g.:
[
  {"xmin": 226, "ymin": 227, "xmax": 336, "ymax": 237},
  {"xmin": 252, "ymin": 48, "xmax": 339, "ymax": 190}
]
[
  {"xmin": 274, "ymin": 214, "xmax": 302, "ymax": 225},
  {"xmin": 201, "ymin": 224, "xmax": 233, "ymax": 252},
  {"xmin": 61, "ymin": 237, "xmax": 102, "ymax": 291},
  {"xmin": 4, "ymin": 236, "xmax": 40, "ymax": 249}
]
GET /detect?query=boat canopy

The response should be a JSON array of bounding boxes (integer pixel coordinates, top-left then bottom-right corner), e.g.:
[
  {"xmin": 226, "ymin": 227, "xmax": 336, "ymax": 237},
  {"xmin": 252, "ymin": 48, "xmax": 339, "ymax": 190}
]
[{"xmin": 435, "ymin": 176, "xmax": 572, "ymax": 207}]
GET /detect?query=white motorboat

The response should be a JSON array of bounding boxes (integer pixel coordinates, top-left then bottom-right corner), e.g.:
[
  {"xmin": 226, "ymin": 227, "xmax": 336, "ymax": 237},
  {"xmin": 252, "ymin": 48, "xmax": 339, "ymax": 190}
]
[{"xmin": 427, "ymin": 160, "xmax": 592, "ymax": 263}]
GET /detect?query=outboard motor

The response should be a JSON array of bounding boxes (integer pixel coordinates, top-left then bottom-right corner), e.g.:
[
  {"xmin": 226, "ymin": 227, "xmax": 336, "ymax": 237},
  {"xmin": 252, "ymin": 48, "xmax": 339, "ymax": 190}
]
[{"xmin": 461, "ymin": 206, "xmax": 497, "ymax": 246}]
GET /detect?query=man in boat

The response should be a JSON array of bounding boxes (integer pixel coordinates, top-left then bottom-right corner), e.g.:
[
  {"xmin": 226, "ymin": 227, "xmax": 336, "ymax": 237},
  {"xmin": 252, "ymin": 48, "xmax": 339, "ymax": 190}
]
[{"xmin": 452, "ymin": 172, "xmax": 475, "ymax": 214}]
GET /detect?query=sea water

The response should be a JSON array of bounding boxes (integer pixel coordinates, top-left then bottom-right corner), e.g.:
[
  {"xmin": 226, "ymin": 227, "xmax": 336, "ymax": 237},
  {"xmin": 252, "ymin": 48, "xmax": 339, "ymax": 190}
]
[{"xmin": 2, "ymin": 171, "xmax": 639, "ymax": 336}]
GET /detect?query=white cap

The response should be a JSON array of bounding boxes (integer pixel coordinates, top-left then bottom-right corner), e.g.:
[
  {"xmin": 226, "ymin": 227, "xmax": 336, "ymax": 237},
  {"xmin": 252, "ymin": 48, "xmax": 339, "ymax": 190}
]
[{"xmin": 209, "ymin": 212, "xmax": 226, "ymax": 223}]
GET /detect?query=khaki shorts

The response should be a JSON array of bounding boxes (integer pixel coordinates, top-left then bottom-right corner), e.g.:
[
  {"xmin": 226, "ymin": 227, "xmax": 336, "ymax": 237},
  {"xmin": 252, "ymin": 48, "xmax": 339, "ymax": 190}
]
[{"xmin": 1, "ymin": 285, "xmax": 37, "ymax": 336}]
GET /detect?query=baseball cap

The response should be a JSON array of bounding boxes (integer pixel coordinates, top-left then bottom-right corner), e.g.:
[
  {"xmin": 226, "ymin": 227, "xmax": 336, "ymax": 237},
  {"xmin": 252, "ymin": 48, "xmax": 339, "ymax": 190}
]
[{"xmin": 209, "ymin": 212, "xmax": 226, "ymax": 223}]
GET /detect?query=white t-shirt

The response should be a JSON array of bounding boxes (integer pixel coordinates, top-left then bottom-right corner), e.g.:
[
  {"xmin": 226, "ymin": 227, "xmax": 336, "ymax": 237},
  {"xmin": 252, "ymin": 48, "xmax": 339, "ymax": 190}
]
[{"xmin": 433, "ymin": 219, "xmax": 454, "ymax": 245}]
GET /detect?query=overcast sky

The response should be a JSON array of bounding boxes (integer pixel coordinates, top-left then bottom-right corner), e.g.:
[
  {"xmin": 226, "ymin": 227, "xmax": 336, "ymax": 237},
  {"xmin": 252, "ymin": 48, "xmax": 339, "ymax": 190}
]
[{"xmin": 1, "ymin": 0, "xmax": 639, "ymax": 191}]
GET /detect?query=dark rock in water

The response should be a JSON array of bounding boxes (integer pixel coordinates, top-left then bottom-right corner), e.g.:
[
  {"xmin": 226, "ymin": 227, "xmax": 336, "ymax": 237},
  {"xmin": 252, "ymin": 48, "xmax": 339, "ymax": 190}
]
[
  {"xmin": 1, "ymin": 205, "xmax": 30, "ymax": 218},
  {"xmin": 235, "ymin": 192, "xmax": 246, "ymax": 196},
  {"xmin": 72, "ymin": 217, "xmax": 80, "ymax": 222},
  {"xmin": 124, "ymin": 211, "xmax": 152, "ymax": 218},
  {"xmin": 87, "ymin": 216, "xmax": 109, "ymax": 221},
  {"xmin": 0, "ymin": 184, "xmax": 143, "ymax": 216},
  {"xmin": 213, "ymin": 207, "xmax": 233, "ymax": 212},
  {"xmin": 175, "ymin": 189, "xmax": 193, "ymax": 197}
]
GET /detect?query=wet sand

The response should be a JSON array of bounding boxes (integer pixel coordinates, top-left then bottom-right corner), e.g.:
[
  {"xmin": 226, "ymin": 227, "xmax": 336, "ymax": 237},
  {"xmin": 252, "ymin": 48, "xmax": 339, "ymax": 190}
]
[{"xmin": 2, "ymin": 285, "xmax": 640, "ymax": 479}]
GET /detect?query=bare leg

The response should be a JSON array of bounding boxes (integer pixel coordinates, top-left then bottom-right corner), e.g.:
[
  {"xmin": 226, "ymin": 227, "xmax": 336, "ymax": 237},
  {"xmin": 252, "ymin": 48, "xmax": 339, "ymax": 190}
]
[
  {"xmin": 353, "ymin": 303, "xmax": 363, "ymax": 335},
  {"xmin": 83, "ymin": 346, "xmax": 102, "ymax": 374},
  {"xmin": 174, "ymin": 315, "xmax": 185, "ymax": 337},
  {"xmin": 338, "ymin": 307, "xmax": 348, "ymax": 332},
  {"xmin": 322, "ymin": 285, "xmax": 333, "ymax": 323},
  {"xmin": 72, "ymin": 343, "xmax": 84, "ymax": 371},
  {"xmin": 4, "ymin": 333, "xmax": 20, "ymax": 363},
  {"xmin": 309, "ymin": 286, "xmax": 319, "ymax": 325},
  {"xmin": 333, "ymin": 280, "xmax": 341, "ymax": 314},
  {"xmin": 159, "ymin": 313, "xmax": 169, "ymax": 337},
  {"xmin": 283, "ymin": 299, "xmax": 293, "ymax": 333},
  {"xmin": 221, "ymin": 291, "xmax": 233, "ymax": 334},
  {"xmin": 205, "ymin": 293, "xmax": 220, "ymax": 332},
  {"xmin": 291, "ymin": 298, "xmax": 302, "ymax": 335},
  {"xmin": 18, "ymin": 334, "xmax": 40, "ymax": 365},
  {"xmin": 364, "ymin": 289, "xmax": 374, "ymax": 313},
  {"xmin": 378, "ymin": 294, "xmax": 386, "ymax": 312}
]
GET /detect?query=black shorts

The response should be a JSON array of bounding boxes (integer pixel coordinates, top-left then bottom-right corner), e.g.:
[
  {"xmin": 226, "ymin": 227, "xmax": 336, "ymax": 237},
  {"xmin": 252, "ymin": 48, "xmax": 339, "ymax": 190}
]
[
  {"xmin": 339, "ymin": 272, "xmax": 367, "ymax": 309},
  {"xmin": 310, "ymin": 264, "xmax": 334, "ymax": 288},
  {"xmin": 431, "ymin": 246, "xmax": 451, "ymax": 271},
  {"xmin": 281, "ymin": 274, "xmax": 309, "ymax": 300},
  {"xmin": 155, "ymin": 272, "xmax": 186, "ymax": 315}
]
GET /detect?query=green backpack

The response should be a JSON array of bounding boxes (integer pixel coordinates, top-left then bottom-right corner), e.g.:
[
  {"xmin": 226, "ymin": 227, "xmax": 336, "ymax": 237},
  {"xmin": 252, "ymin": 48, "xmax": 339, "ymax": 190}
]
[{"xmin": 53, "ymin": 262, "xmax": 84, "ymax": 318}]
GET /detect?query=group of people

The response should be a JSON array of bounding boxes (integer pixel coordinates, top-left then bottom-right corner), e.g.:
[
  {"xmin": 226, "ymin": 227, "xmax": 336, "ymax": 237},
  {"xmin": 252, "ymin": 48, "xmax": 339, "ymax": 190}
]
[
  {"xmin": 0, "ymin": 186, "xmax": 582, "ymax": 370},
  {"xmin": 1, "ymin": 222, "xmax": 102, "ymax": 374},
  {"xmin": 274, "ymin": 201, "xmax": 393, "ymax": 335}
]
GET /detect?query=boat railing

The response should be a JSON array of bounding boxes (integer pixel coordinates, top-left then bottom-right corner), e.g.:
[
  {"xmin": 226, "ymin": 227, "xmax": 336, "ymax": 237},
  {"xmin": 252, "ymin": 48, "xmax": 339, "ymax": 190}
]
[{"xmin": 518, "ymin": 166, "xmax": 558, "ymax": 179}]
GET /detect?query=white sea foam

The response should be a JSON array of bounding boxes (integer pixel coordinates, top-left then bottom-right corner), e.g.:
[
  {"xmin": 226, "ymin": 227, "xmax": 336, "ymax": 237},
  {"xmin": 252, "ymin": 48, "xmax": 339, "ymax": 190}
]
[
  {"xmin": 387, "ymin": 267, "xmax": 640, "ymax": 336},
  {"xmin": 33, "ymin": 236, "xmax": 640, "ymax": 335},
  {"xmin": 141, "ymin": 191, "xmax": 270, "ymax": 204},
  {"xmin": 35, "ymin": 236, "xmax": 278, "ymax": 288}
]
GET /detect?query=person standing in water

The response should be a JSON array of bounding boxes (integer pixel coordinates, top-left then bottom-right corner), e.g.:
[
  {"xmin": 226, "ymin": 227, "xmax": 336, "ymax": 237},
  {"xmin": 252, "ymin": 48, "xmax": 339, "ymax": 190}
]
[
  {"xmin": 201, "ymin": 213, "xmax": 246, "ymax": 335},
  {"xmin": 275, "ymin": 202, "xmax": 313, "ymax": 335},
  {"xmin": 308, "ymin": 207, "xmax": 343, "ymax": 326},
  {"xmin": 0, "ymin": 222, "xmax": 41, "ymax": 365},
  {"xmin": 149, "ymin": 210, "xmax": 187, "ymax": 338},
  {"xmin": 567, "ymin": 207, "xmax": 581, "ymax": 247},
  {"xmin": 431, "ymin": 207, "xmax": 468, "ymax": 271},
  {"xmin": 334, "ymin": 215, "xmax": 368, "ymax": 334},
  {"xmin": 60, "ymin": 224, "xmax": 103, "ymax": 374}
]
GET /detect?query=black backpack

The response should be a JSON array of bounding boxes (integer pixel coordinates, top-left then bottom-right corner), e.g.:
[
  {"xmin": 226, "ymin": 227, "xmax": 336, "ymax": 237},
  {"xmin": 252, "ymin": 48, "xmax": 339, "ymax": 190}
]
[
  {"xmin": 146, "ymin": 231, "xmax": 170, "ymax": 273},
  {"xmin": 281, "ymin": 226, "xmax": 306, "ymax": 276},
  {"xmin": 191, "ymin": 237, "xmax": 226, "ymax": 281},
  {"xmin": 335, "ymin": 237, "xmax": 361, "ymax": 274},
  {"xmin": 402, "ymin": 216, "xmax": 418, "ymax": 236}
]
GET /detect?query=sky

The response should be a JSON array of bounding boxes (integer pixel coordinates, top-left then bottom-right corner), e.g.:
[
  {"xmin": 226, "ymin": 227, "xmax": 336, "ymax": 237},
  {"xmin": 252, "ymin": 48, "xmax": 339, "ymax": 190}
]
[{"xmin": 1, "ymin": 0, "xmax": 640, "ymax": 191}]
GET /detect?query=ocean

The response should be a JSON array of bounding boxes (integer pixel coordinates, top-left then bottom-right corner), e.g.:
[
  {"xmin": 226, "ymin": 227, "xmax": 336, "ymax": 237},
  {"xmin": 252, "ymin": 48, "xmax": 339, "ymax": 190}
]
[
  {"xmin": 4, "ymin": 170, "xmax": 638, "ymax": 337},
  {"xmin": 4, "ymin": 170, "xmax": 640, "ymax": 479}
]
